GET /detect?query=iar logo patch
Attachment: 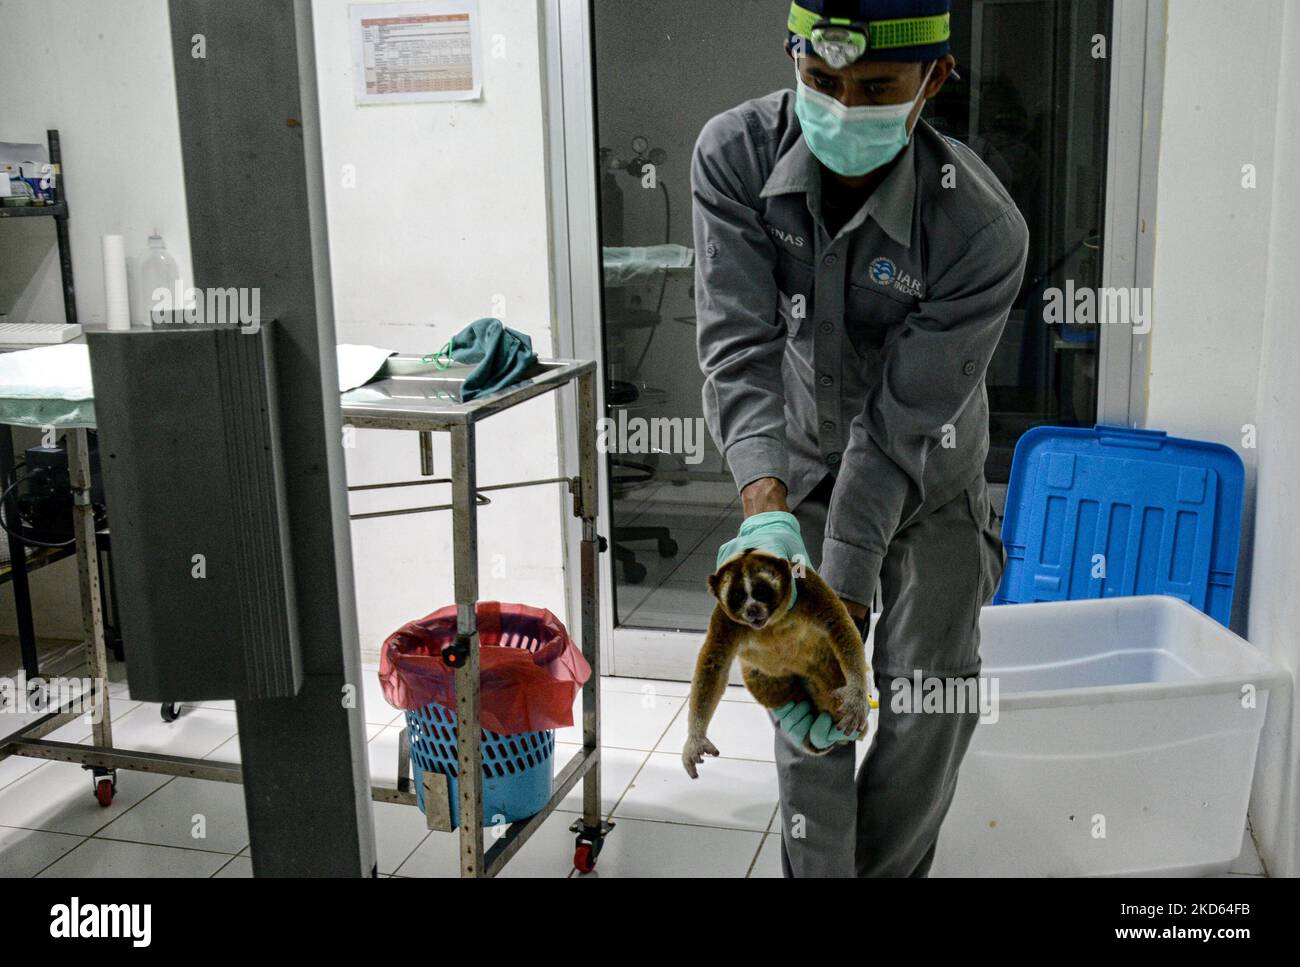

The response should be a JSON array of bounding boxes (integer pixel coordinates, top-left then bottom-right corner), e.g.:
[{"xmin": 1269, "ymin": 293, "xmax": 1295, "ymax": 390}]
[
  {"xmin": 868, "ymin": 256, "xmax": 923, "ymax": 298},
  {"xmin": 869, "ymin": 257, "xmax": 896, "ymax": 285}
]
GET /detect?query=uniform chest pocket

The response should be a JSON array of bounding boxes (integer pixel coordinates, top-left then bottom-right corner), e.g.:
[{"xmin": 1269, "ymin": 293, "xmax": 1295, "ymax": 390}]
[
  {"xmin": 845, "ymin": 281, "xmax": 915, "ymax": 358},
  {"xmin": 776, "ymin": 254, "xmax": 816, "ymax": 341}
]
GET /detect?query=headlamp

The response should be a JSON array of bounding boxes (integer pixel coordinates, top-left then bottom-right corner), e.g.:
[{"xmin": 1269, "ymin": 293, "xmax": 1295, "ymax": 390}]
[
  {"xmin": 788, "ymin": 3, "xmax": 951, "ymax": 68},
  {"xmin": 809, "ymin": 21, "xmax": 870, "ymax": 69}
]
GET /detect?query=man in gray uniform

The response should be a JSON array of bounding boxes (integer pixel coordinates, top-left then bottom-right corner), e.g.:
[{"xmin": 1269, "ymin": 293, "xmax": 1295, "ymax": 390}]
[{"xmin": 693, "ymin": 0, "xmax": 1028, "ymax": 876}]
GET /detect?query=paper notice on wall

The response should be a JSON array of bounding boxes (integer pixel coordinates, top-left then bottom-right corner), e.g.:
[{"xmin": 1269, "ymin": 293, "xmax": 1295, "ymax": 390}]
[{"xmin": 350, "ymin": 1, "xmax": 482, "ymax": 105}]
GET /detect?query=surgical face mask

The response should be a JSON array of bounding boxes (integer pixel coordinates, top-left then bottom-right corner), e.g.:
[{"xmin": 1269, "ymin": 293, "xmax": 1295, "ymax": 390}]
[{"xmin": 794, "ymin": 61, "xmax": 935, "ymax": 177}]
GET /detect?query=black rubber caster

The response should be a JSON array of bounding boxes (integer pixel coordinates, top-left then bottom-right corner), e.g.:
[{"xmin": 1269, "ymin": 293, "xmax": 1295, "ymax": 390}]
[{"xmin": 160, "ymin": 702, "xmax": 182, "ymax": 722}]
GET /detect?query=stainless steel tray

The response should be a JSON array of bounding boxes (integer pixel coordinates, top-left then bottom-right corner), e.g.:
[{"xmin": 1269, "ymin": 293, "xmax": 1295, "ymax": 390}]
[{"xmin": 340, "ymin": 355, "xmax": 597, "ymax": 431}]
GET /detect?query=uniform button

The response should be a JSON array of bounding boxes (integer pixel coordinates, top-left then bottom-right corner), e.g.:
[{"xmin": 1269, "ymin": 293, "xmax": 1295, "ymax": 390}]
[
  {"xmin": 819, "ymin": 374, "xmax": 833, "ymax": 386},
  {"xmin": 963, "ymin": 360, "xmax": 976, "ymax": 376},
  {"xmin": 823, "ymin": 254, "xmax": 838, "ymax": 266},
  {"xmin": 827, "ymin": 452, "xmax": 841, "ymax": 465},
  {"xmin": 705, "ymin": 243, "xmax": 718, "ymax": 258},
  {"xmin": 820, "ymin": 322, "xmax": 833, "ymax": 333},
  {"xmin": 821, "ymin": 420, "xmax": 835, "ymax": 430}
]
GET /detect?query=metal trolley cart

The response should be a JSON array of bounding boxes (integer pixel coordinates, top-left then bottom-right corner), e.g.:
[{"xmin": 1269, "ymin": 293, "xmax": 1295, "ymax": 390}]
[
  {"xmin": 0, "ymin": 354, "xmax": 610, "ymax": 878},
  {"xmin": 343, "ymin": 355, "xmax": 610, "ymax": 876}
]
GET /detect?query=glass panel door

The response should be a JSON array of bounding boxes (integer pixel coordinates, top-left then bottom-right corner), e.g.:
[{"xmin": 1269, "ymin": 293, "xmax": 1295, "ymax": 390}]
[{"xmin": 586, "ymin": 0, "xmax": 1115, "ymax": 667}]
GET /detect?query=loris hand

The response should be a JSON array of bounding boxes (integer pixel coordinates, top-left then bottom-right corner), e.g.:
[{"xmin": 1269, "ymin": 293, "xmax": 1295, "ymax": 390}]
[
  {"xmin": 830, "ymin": 680, "xmax": 876, "ymax": 739},
  {"xmin": 681, "ymin": 734, "xmax": 720, "ymax": 779}
]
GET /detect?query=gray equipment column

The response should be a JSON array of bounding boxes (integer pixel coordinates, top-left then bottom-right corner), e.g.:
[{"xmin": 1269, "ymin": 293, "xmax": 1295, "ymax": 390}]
[{"xmin": 167, "ymin": 0, "xmax": 376, "ymax": 875}]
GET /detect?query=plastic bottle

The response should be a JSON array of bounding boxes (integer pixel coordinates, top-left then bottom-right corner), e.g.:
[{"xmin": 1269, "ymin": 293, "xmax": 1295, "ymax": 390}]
[{"xmin": 137, "ymin": 231, "xmax": 180, "ymax": 327}]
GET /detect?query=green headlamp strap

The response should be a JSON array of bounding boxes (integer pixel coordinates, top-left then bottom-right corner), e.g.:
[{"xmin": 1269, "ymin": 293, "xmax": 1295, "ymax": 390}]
[
  {"xmin": 788, "ymin": 2, "xmax": 951, "ymax": 54},
  {"xmin": 421, "ymin": 339, "xmax": 455, "ymax": 370}
]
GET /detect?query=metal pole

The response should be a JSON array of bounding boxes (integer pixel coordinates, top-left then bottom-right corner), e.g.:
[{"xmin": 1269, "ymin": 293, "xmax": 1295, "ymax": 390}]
[
  {"xmin": 449, "ymin": 423, "xmax": 484, "ymax": 875},
  {"xmin": 0, "ymin": 427, "xmax": 38, "ymax": 678},
  {"xmin": 419, "ymin": 431, "xmax": 435, "ymax": 476},
  {"xmin": 167, "ymin": 0, "xmax": 375, "ymax": 876},
  {"xmin": 48, "ymin": 129, "xmax": 77, "ymax": 325},
  {"xmin": 66, "ymin": 428, "xmax": 109, "ymax": 747},
  {"xmin": 576, "ymin": 371, "xmax": 602, "ymax": 827}
]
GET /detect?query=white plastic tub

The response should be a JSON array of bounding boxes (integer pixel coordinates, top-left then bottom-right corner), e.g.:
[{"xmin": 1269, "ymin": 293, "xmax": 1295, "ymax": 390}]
[{"xmin": 931, "ymin": 595, "xmax": 1289, "ymax": 877}]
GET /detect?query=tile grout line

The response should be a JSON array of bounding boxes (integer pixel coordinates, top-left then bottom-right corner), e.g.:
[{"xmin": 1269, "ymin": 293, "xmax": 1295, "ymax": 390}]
[
  {"xmin": 557, "ymin": 740, "xmax": 774, "ymax": 765},
  {"xmin": 1245, "ymin": 816, "xmax": 1269, "ymax": 878},
  {"xmin": 598, "ymin": 748, "xmax": 653, "ymax": 823},
  {"xmin": 610, "ymin": 695, "xmax": 690, "ymax": 819},
  {"xmin": 88, "ymin": 829, "xmax": 247, "ymax": 858},
  {"xmin": 745, "ymin": 827, "xmax": 778, "ymax": 879},
  {"xmin": 31, "ymin": 833, "xmax": 92, "ymax": 878},
  {"xmin": 15, "ymin": 699, "xmax": 244, "ymax": 841},
  {"xmin": 210, "ymin": 852, "xmax": 244, "ymax": 877}
]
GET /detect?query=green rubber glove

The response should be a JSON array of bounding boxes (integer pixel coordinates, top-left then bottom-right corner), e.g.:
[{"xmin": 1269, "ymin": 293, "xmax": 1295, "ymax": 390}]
[
  {"xmin": 773, "ymin": 700, "xmax": 816, "ymax": 744},
  {"xmin": 775, "ymin": 701, "xmax": 862, "ymax": 748},
  {"xmin": 716, "ymin": 511, "xmax": 810, "ymax": 611}
]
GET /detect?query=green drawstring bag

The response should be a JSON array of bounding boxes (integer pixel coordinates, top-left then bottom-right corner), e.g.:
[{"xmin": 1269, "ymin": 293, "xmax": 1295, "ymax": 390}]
[{"xmin": 423, "ymin": 318, "xmax": 538, "ymax": 403}]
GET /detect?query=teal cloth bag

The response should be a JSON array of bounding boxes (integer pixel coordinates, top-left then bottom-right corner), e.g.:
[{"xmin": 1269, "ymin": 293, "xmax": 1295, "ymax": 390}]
[{"xmin": 424, "ymin": 318, "xmax": 538, "ymax": 402}]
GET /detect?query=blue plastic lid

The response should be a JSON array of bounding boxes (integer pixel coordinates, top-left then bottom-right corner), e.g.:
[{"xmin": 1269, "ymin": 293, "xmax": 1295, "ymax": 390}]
[{"xmin": 993, "ymin": 424, "xmax": 1244, "ymax": 627}]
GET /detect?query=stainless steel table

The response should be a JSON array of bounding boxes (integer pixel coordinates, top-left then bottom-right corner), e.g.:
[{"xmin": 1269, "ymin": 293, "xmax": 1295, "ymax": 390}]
[{"xmin": 0, "ymin": 353, "xmax": 608, "ymax": 877}]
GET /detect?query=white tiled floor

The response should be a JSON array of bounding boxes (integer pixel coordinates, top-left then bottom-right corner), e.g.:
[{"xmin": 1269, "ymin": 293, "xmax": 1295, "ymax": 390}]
[{"xmin": 0, "ymin": 670, "xmax": 1269, "ymax": 878}]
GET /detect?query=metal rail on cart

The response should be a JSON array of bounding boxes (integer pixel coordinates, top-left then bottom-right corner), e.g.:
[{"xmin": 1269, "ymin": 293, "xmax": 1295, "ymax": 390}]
[{"xmin": 0, "ymin": 356, "xmax": 609, "ymax": 877}]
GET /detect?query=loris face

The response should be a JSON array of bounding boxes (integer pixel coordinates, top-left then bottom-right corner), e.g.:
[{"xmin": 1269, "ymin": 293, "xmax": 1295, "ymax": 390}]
[{"xmin": 707, "ymin": 549, "xmax": 794, "ymax": 631}]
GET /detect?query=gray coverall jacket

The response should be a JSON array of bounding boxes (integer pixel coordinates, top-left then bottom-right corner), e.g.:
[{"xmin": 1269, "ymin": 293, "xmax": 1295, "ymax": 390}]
[{"xmin": 692, "ymin": 88, "xmax": 1029, "ymax": 608}]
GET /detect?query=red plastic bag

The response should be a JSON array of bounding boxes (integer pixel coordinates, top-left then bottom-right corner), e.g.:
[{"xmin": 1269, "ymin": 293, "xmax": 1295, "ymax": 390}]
[{"xmin": 378, "ymin": 601, "xmax": 590, "ymax": 734}]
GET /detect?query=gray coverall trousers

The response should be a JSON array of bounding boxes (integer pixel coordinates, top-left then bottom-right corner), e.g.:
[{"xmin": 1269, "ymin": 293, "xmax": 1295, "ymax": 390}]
[{"xmin": 773, "ymin": 467, "xmax": 1006, "ymax": 877}]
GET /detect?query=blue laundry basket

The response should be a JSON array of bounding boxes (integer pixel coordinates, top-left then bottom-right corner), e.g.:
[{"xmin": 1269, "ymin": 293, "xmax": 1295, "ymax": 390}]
[{"xmin": 406, "ymin": 701, "xmax": 554, "ymax": 829}]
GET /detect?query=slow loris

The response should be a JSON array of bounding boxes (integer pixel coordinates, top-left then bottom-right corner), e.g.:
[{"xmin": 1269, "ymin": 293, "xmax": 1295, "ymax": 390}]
[{"xmin": 682, "ymin": 548, "xmax": 873, "ymax": 778}]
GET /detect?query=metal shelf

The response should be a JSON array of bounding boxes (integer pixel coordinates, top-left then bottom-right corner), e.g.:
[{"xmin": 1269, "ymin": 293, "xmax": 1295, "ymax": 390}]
[
  {"xmin": 0, "ymin": 545, "xmax": 76, "ymax": 586},
  {"xmin": 0, "ymin": 201, "xmax": 67, "ymax": 218},
  {"xmin": 0, "ymin": 129, "xmax": 79, "ymax": 680}
]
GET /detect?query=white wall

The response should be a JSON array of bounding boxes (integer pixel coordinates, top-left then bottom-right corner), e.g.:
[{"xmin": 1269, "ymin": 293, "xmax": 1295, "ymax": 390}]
[
  {"xmin": 312, "ymin": 0, "xmax": 565, "ymax": 655},
  {"xmin": 0, "ymin": 0, "xmax": 192, "ymax": 639},
  {"xmin": 1146, "ymin": 0, "xmax": 1282, "ymax": 643},
  {"xmin": 1244, "ymin": 1, "xmax": 1300, "ymax": 880},
  {"xmin": 1, "ymin": 0, "xmax": 567, "ymax": 657},
  {"xmin": 1149, "ymin": 0, "xmax": 1298, "ymax": 876},
  {"xmin": 0, "ymin": 0, "xmax": 194, "ymax": 327}
]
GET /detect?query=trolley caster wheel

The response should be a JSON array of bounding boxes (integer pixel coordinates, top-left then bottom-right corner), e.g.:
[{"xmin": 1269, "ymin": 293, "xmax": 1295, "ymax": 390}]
[
  {"xmin": 160, "ymin": 702, "xmax": 182, "ymax": 722},
  {"xmin": 622, "ymin": 561, "xmax": 647, "ymax": 584},
  {"xmin": 92, "ymin": 769, "xmax": 117, "ymax": 808},
  {"xmin": 657, "ymin": 537, "xmax": 678, "ymax": 557},
  {"xmin": 569, "ymin": 819, "xmax": 614, "ymax": 874}
]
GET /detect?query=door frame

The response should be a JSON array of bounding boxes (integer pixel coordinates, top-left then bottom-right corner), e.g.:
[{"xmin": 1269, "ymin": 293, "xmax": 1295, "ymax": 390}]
[
  {"xmin": 543, "ymin": 0, "xmax": 1164, "ymax": 681},
  {"xmin": 542, "ymin": 0, "xmax": 617, "ymax": 677}
]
